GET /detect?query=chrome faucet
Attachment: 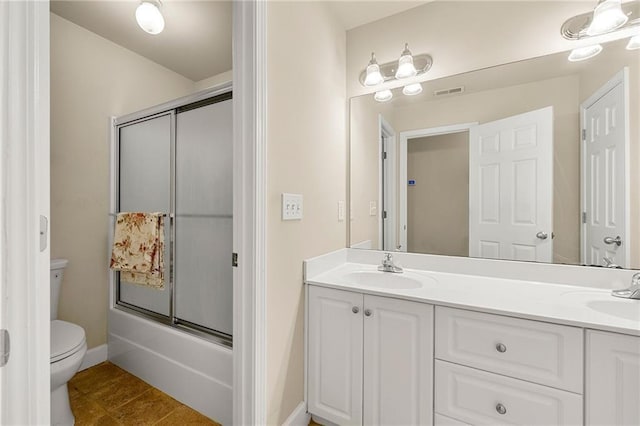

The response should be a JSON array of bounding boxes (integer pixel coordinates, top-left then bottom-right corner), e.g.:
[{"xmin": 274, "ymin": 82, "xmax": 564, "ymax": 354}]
[
  {"xmin": 612, "ymin": 273, "xmax": 640, "ymax": 300},
  {"xmin": 378, "ymin": 253, "xmax": 403, "ymax": 273},
  {"xmin": 603, "ymin": 256, "xmax": 622, "ymax": 269}
]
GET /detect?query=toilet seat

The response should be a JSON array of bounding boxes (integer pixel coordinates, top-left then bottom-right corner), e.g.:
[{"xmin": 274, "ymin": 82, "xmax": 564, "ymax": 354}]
[{"xmin": 51, "ymin": 320, "xmax": 86, "ymax": 363}]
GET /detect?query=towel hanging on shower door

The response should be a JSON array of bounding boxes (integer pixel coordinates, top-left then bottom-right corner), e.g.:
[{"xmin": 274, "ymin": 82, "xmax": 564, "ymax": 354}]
[{"xmin": 110, "ymin": 212, "xmax": 165, "ymax": 290}]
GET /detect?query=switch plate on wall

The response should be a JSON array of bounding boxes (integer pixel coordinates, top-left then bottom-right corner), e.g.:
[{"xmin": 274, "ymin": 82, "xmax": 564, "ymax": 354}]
[
  {"xmin": 369, "ymin": 201, "xmax": 377, "ymax": 216},
  {"xmin": 338, "ymin": 200, "xmax": 345, "ymax": 221},
  {"xmin": 282, "ymin": 193, "xmax": 303, "ymax": 220}
]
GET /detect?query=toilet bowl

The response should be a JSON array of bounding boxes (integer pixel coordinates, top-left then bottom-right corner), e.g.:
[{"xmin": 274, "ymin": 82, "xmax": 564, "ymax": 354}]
[{"xmin": 50, "ymin": 259, "xmax": 87, "ymax": 426}]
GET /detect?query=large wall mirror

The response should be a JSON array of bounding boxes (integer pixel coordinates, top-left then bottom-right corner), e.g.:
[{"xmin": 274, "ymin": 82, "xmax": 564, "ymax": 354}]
[{"xmin": 349, "ymin": 2, "xmax": 640, "ymax": 269}]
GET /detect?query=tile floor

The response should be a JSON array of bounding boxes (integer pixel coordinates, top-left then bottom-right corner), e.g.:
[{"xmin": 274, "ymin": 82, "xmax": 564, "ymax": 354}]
[{"xmin": 68, "ymin": 362, "xmax": 220, "ymax": 425}]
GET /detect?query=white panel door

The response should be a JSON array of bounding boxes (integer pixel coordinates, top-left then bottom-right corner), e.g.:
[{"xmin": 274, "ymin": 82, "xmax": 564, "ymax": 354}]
[
  {"xmin": 363, "ymin": 295, "xmax": 433, "ymax": 425},
  {"xmin": 586, "ymin": 331, "xmax": 640, "ymax": 426},
  {"xmin": 469, "ymin": 107, "xmax": 553, "ymax": 262},
  {"xmin": 583, "ymin": 81, "xmax": 627, "ymax": 267},
  {"xmin": 308, "ymin": 286, "xmax": 363, "ymax": 426}
]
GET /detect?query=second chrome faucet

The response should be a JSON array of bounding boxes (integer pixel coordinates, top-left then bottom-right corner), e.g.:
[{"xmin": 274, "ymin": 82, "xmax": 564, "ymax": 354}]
[{"xmin": 378, "ymin": 253, "xmax": 403, "ymax": 273}]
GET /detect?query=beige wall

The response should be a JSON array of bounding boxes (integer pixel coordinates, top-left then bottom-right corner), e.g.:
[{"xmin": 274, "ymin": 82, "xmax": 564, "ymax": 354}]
[
  {"xmin": 407, "ymin": 133, "xmax": 469, "ymax": 255},
  {"xmin": 50, "ymin": 13, "xmax": 196, "ymax": 349},
  {"xmin": 266, "ymin": 2, "xmax": 347, "ymax": 423},
  {"xmin": 194, "ymin": 70, "xmax": 233, "ymax": 91},
  {"xmin": 346, "ymin": 1, "xmax": 592, "ymax": 98}
]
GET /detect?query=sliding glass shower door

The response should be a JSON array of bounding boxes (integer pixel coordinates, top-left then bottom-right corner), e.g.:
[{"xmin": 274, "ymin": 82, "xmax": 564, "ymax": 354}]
[
  {"xmin": 115, "ymin": 92, "xmax": 233, "ymax": 343},
  {"xmin": 175, "ymin": 99, "xmax": 233, "ymax": 336}
]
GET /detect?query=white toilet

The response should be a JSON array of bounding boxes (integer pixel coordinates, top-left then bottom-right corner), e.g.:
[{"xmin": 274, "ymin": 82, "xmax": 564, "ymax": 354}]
[{"xmin": 50, "ymin": 259, "xmax": 87, "ymax": 426}]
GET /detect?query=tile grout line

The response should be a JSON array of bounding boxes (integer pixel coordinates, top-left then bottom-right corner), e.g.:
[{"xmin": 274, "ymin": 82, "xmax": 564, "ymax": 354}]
[{"xmin": 152, "ymin": 404, "xmax": 184, "ymax": 425}]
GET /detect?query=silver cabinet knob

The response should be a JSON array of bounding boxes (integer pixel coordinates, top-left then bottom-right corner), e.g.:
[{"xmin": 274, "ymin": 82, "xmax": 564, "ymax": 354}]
[
  {"xmin": 352, "ymin": 306, "xmax": 359, "ymax": 314},
  {"xmin": 604, "ymin": 236, "xmax": 622, "ymax": 246},
  {"xmin": 536, "ymin": 231, "xmax": 548, "ymax": 240},
  {"xmin": 496, "ymin": 403, "xmax": 507, "ymax": 415},
  {"xmin": 364, "ymin": 309, "xmax": 372, "ymax": 317},
  {"xmin": 496, "ymin": 343, "xmax": 507, "ymax": 353}
]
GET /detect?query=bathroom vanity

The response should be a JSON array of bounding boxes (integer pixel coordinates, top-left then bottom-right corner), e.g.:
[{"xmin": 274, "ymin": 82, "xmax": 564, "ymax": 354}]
[{"xmin": 304, "ymin": 249, "xmax": 640, "ymax": 426}]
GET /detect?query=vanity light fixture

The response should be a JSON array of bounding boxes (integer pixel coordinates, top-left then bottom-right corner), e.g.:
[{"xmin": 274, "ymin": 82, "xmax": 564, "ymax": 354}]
[
  {"xmin": 364, "ymin": 53, "xmax": 384, "ymax": 86},
  {"xmin": 568, "ymin": 44, "xmax": 604, "ymax": 61},
  {"xmin": 402, "ymin": 83, "xmax": 423, "ymax": 96},
  {"xmin": 561, "ymin": 0, "xmax": 639, "ymax": 61},
  {"xmin": 395, "ymin": 43, "xmax": 418, "ymax": 79},
  {"xmin": 586, "ymin": 0, "xmax": 629, "ymax": 35},
  {"xmin": 374, "ymin": 90, "xmax": 393, "ymax": 103},
  {"xmin": 136, "ymin": 0, "xmax": 165, "ymax": 35},
  {"xmin": 627, "ymin": 34, "xmax": 640, "ymax": 49}
]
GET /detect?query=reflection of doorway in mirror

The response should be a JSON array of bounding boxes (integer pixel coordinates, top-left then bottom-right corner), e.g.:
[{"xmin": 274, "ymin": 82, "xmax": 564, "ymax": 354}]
[
  {"xmin": 581, "ymin": 69, "xmax": 630, "ymax": 268},
  {"xmin": 469, "ymin": 107, "xmax": 554, "ymax": 263},
  {"xmin": 379, "ymin": 116, "xmax": 397, "ymax": 251}
]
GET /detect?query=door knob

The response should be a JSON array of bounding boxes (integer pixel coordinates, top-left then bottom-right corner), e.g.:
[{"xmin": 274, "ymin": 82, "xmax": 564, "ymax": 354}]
[
  {"xmin": 604, "ymin": 236, "xmax": 622, "ymax": 246},
  {"xmin": 536, "ymin": 231, "xmax": 548, "ymax": 240}
]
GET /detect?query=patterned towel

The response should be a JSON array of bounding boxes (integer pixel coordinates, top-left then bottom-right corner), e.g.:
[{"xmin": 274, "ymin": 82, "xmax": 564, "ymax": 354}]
[{"xmin": 110, "ymin": 212, "xmax": 165, "ymax": 290}]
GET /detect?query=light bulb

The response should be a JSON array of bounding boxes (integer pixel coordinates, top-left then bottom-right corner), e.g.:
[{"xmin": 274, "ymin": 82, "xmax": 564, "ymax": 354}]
[
  {"xmin": 568, "ymin": 44, "xmax": 603, "ymax": 62},
  {"xmin": 586, "ymin": 0, "xmax": 628, "ymax": 36},
  {"xmin": 136, "ymin": 1, "xmax": 165, "ymax": 35},
  {"xmin": 627, "ymin": 34, "xmax": 640, "ymax": 50},
  {"xmin": 374, "ymin": 90, "xmax": 393, "ymax": 103},
  {"xmin": 402, "ymin": 83, "xmax": 423, "ymax": 96},
  {"xmin": 364, "ymin": 53, "xmax": 384, "ymax": 86},
  {"xmin": 395, "ymin": 43, "xmax": 417, "ymax": 79}
]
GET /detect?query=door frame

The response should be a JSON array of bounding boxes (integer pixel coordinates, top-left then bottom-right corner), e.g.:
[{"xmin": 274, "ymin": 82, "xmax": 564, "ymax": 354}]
[
  {"xmin": 379, "ymin": 115, "xmax": 396, "ymax": 250},
  {"xmin": 398, "ymin": 122, "xmax": 477, "ymax": 252},
  {"xmin": 580, "ymin": 68, "xmax": 630, "ymax": 267},
  {"xmin": 232, "ymin": 1, "xmax": 267, "ymax": 424},
  {"xmin": 0, "ymin": 0, "xmax": 51, "ymax": 423}
]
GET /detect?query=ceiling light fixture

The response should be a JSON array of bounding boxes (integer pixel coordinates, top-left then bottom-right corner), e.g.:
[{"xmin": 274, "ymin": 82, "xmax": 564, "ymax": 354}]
[
  {"xmin": 374, "ymin": 90, "xmax": 393, "ymax": 103},
  {"xmin": 136, "ymin": 0, "xmax": 165, "ymax": 35},
  {"xmin": 364, "ymin": 53, "xmax": 384, "ymax": 86},
  {"xmin": 568, "ymin": 44, "xmax": 604, "ymax": 61},
  {"xmin": 402, "ymin": 83, "xmax": 423, "ymax": 96},
  {"xmin": 627, "ymin": 33, "xmax": 640, "ymax": 49},
  {"xmin": 395, "ymin": 43, "xmax": 418, "ymax": 79},
  {"xmin": 586, "ymin": 0, "xmax": 629, "ymax": 36}
]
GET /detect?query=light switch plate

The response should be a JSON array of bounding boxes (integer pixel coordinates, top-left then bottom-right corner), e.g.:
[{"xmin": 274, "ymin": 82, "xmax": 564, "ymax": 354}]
[
  {"xmin": 338, "ymin": 200, "xmax": 345, "ymax": 221},
  {"xmin": 369, "ymin": 201, "xmax": 377, "ymax": 216},
  {"xmin": 282, "ymin": 193, "xmax": 303, "ymax": 220}
]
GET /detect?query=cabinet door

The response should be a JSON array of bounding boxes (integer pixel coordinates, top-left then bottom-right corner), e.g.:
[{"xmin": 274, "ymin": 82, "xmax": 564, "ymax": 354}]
[
  {"xmin": 363, "ymin": 295, "xmax": 433, "ymax": 425},
  {"xmin": 308, "ymin": 286, "xmax": 364, "ymax": 426},
  {"xmin": 586, "ymin": 331, "xmax": 640, "ymax": 426}
]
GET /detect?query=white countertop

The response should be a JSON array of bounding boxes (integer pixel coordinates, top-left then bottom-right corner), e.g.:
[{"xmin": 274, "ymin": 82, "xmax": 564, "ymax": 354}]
[{"xmin": 306, "ymin": 261, "xmax": 640, "ymax": 337}]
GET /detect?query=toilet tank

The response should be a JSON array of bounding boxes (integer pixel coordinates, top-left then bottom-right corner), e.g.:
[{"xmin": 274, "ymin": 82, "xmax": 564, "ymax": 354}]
[{"xmin": 50, "ymin": 259, "xmax": 69, "ymax": 320}]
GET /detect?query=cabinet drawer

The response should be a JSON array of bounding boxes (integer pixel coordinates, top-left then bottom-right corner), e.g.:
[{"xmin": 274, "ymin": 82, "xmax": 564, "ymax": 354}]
[
  {"xmin": 435, "ymin": 360, "xmax": 583, "ymax": 426},
  {"xmin": 435, "ymin": 307, "xmax": 583, "ymax": 392}
]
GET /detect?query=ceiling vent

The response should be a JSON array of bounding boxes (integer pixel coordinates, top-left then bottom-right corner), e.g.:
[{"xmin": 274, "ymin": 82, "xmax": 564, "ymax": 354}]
[{"xmin": 433, "ymin": 86, "xmax": 465, "ymax": 96}]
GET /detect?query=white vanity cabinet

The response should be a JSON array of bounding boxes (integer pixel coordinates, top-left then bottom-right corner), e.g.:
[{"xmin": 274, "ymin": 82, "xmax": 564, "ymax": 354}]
[
  {"xmin": 307, "ymin": 285, "xmax": 434, "ymax": 426},
  {"xmin": 586, "ymin": 331, "xmax": 640, "ymax": 426},
  {"xmin": 434, "ymin": 307, "xmax": 584, "ymax": 426}
]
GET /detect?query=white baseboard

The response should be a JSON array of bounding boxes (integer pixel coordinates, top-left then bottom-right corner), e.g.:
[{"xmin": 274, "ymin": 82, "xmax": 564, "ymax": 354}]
[
  {"xmin": 79, "ymin": 343, "xmax": 108, "ymax": 371},
  {"xmin": 282, "ymin": 401, "xmax": 310, "ymax": 426}
]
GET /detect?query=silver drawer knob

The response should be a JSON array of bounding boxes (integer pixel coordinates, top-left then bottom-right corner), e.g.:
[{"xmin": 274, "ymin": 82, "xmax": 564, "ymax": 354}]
[
  {"xmin": 496, "ymin": 343, "xmax": 507, "ymax": 353},
  {"xmin": 352, "ymin": 306, "xmax": 359, "ymax": 314},
  {"xmin": 364, "ymin": 309, "xmax": 372, "ymax": 317},
  {"xmin": 496, "ymin": 403, "xmax": 507, "ymax": 415}
]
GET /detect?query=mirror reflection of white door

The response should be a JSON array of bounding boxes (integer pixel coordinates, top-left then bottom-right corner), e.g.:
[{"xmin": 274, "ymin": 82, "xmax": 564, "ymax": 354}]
[
  {"xmin": 469, "ymin": 106, "xmax": 553, "ymax": 262},
  {"xmin": 581, "ymin": 70, "xmax": 629, "ymax": 268},
  {"xmin": 380, "ymin": 116, "xmax": 398, "ymax": 251}
]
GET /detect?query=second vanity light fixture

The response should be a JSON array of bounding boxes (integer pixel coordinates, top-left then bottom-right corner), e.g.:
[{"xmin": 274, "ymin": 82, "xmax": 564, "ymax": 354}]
[
  {"xmin": 561, "ymin": 0, "xmax": 640, "ymax": 62},
  {"xmin": 136, "ymin": 0, "xmax": 165, "ymax": 35},
  {"xmin": 360, "ymin": 43, "xmax": 433, "ymax": 102}
]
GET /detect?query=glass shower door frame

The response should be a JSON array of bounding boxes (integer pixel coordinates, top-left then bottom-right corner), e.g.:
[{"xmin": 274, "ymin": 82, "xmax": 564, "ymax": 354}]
[{"xmin": 113, "ymin": 98, "xmax": 232, "ymax": 348}]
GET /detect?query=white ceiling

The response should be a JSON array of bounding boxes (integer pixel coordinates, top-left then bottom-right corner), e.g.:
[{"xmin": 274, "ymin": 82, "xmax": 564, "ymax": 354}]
[
  {"xmin": 50, "ymin": 0, "xmax": 232, "ymax": 82},
  {"xmin": 49, "ymin": 0, "xmax": 429, "ymax": 82}
]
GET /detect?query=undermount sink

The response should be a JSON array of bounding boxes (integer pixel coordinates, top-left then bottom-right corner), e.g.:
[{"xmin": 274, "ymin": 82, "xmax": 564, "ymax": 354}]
[
  {"xmin": 586, "ymin": 300, "xmax": 640, "ymax": 322},
  {"xmin": 342, "ymin": 270, "xmax": 435, "ymax": 289}
]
